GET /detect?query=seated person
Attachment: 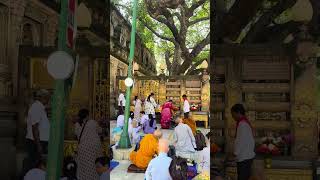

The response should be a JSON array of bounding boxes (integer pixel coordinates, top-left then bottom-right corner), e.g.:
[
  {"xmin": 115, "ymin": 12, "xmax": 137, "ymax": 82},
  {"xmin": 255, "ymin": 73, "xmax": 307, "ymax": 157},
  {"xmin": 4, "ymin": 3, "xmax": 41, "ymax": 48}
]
[
  {"xmin": 140, "ymin": 111, "xmax": 148, "ymax": 125},
  {"xmin": 206, "ymin": 132, "xmax": 220, "ymax": 153},
  {"xmin": 128, "ymin": 111, "xmax": 134, "ymax": 137},
  {"xmin": 173, "ymin": 115, "xmax": 196, "ymax": 155},
  {"xmin": 61, "ymin": 157, "xmax": 77, "ymax": 180},
  {"xmin": 145, "ymin": 139, "xmax": 172, "ymax": 180},
  {"xmin": 116, "ymin": 110, "xmax": 125, "ymax": 129},
  {"xmin": 142, "ymin": 114, "xmax": 157, "ymax": 134},
  {"xmin": 24, "ymin": 157, "xmax": 46, "ymax": 180},
  {"xmin": 131, "ymin": 120, "xmax": 142, "ymax": 145},
  {"xmin": 197, "ymin": 135, "xmax": 210, "ymax": 173},
  {"xmin": 95, "ymin": 157, "xmax": 109, "ymax": 180},
  {"xmin": 129, "ymin": 129, "xmax": 162, "ymax": 169},
  {"xmin": 183, "ymin": 115, "xmax": 196, "ymax": 135}
]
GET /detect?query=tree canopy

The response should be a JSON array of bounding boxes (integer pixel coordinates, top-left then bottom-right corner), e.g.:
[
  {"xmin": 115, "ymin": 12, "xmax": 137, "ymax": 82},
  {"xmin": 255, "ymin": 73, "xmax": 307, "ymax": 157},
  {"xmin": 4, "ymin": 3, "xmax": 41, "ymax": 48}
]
[{"xmin": 113, "ymin": 0, "xmax": 210, "ymax": 75}]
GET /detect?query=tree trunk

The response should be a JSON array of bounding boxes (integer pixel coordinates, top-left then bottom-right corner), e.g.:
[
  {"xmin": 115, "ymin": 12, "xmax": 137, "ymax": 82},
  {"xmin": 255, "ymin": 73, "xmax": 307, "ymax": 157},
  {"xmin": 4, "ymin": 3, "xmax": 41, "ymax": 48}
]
[{"xmin": 170, "ymin": 44, "xmax": 182, "ymax": 75}]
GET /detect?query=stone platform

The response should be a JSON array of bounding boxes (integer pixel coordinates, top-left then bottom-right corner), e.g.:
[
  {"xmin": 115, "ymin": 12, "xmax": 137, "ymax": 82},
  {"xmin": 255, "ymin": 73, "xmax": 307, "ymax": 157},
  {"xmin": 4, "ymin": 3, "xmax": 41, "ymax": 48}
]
[{"xmin": 113, "ymin": 146, "xmax": 135, "ymax": 160}]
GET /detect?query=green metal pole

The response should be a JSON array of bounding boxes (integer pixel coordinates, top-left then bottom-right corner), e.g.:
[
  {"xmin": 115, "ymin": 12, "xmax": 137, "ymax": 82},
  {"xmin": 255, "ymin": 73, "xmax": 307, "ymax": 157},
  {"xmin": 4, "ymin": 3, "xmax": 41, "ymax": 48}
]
[
  {"xmin": 47, "ymin": 0, "xmax": 68, "ymax": 179},
  {"xmin": 118, "ymin": 0, "xmax": 138, "ymax": 149}
]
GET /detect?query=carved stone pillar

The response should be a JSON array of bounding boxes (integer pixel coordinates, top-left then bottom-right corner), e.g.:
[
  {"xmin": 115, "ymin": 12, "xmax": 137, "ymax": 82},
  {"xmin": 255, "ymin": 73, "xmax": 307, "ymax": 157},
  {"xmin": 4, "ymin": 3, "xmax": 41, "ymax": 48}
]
[
  {"xmin": 9, "ymin": 0, "xmax": 26, "ymax": 97},
  {"xmin": 0, "ymin": 1, "xmax": 26, "ymax": 178},
  {"xmin": 180, "ymin": 79, "xmax": 186, "ymax": 108},
  {"xmin": 292, "ymin": 59, "xmax": 318, "ymax": 159},
  {"xmin": 0, "ymin": 5, "xmax": 11, "ymax": 97},
  {"xmin": 225, "ymin": 57, "xmax": 242, "ymax": 154},
  {"xmin": 246, "ymin": 93, "xmax": 256, "ymax": 121},
  {"xmin": 201, "ymin": 73, "xmax": 210, "ymax": 112},
  {"xmin": 44, "ymin": 17, "xmax": 58, "ymax": 46},
  {"xmin": 158, "ymin": 76, "xmax": 166, "ymax": 106}
]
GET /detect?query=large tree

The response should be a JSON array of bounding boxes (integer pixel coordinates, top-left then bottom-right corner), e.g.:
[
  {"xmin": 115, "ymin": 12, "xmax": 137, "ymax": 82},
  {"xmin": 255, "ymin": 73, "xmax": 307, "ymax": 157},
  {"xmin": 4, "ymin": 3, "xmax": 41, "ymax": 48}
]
[{"xmin": 114, "ymin": 0, "xmax": 210, "ymax": 75}]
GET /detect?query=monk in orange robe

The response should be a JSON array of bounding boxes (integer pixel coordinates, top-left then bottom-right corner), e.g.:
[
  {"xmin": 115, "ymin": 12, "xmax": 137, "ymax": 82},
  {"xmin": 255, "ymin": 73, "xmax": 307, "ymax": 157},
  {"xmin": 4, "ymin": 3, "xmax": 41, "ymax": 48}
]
[
  {"xmin": 129, "ymin": 129, "xmax": 162, "ymax": 169},
  {"xmin": 183, "ymin": 116, "xmax": 197, "ymax": 135}
]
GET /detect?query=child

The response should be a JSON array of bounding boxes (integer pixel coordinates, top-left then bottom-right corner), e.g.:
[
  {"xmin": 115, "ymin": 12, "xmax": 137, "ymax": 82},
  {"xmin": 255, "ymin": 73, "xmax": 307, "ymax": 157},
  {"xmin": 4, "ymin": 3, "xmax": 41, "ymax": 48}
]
[
  {"xmin": 95, "ymin": 157, "xmax": 109, "ymax": 180},
  {"xmin": 128, "ymin": 111, "xmax": 134, "ymax": 137}
]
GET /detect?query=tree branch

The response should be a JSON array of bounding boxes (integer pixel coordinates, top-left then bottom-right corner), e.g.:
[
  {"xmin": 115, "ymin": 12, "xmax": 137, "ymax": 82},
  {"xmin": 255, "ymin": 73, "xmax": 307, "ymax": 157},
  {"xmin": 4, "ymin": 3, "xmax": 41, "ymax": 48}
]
[
  {"xmin": 186, "ymin": 68, "xmax": 205, "ymax": 75},
  {"xmin": 242, "ymin": 0, "xmax": 297, "ymax": 43},
  {"xmin": 188, "ymin": 0, "xmax": 207, "ymax": 15},
  {"xmin": 188, "ymin": 16, "xmax": 210, "ymax": 26},
  {"xmin": 186, "ymin": 57, "xmax": 207, "ymax": 74},
  {"xmin": 190, "ymin": 33, "xmax": 210, "ymax": 58},
  {"xmin": 114, "ymin": 3, "xmax": 131, "ymax": 12},
  {"xmin": 139, "ymin": 19, "xmax": 175, "ymax": 42},
  {"xmin": 165, "ymin": 50, "xmax": 172, "ymax": 70}
]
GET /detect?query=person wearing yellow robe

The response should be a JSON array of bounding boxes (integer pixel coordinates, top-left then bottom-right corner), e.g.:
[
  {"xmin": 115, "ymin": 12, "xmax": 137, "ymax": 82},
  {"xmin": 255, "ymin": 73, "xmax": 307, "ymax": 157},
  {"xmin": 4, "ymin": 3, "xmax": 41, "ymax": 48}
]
[
  {"xmin": 183, "ymin": 117, "xmax": 197, "ymax": 135},
  {"xmin": 129, "ymin": 129, "xmax": 162, "ymax": 169}
]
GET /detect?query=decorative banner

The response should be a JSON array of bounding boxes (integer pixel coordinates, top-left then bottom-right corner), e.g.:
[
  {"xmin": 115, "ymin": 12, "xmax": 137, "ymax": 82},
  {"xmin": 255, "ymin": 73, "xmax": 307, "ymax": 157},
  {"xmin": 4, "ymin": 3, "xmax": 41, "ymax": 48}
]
[{"xmin": 67, "ymin": 0, "xmax": 76, "ymax": 48}]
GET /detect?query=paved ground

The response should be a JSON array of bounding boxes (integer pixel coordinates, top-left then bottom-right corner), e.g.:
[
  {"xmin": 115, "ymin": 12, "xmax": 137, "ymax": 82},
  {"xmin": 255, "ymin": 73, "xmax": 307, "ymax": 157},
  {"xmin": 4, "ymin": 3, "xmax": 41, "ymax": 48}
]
[{"xmin": 109, "ymin": 120, "xmax": 210, "ymax": 180}]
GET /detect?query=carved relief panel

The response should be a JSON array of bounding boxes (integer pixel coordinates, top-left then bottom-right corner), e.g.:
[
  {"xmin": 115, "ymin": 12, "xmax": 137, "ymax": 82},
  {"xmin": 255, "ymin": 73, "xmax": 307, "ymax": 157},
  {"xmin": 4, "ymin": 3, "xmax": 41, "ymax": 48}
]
[{"xmin": 292, "ymin": 63, "xmax": 318, "ymax": 158}]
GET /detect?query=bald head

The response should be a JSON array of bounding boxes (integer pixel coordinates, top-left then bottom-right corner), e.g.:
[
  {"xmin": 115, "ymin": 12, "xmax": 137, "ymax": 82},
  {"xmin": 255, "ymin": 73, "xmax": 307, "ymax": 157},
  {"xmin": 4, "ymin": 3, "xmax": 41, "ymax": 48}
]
[
  {"xmin": 153, "ymin": 129, "xmax": 162, "ymax": 139},
  {"xmin": 158, "ymin": 138, "xmax": 169, "ymax": 153}
]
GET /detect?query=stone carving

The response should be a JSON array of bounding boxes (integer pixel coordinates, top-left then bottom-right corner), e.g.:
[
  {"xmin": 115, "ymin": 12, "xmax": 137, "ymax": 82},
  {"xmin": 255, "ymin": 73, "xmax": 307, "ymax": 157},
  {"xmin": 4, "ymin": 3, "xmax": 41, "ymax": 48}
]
[
  {"xmin": 226, "ymin": 80, "xmax": 240, "ymax": 89},
  {"xmin": 296, "ymin": 143, "xmax": 314, "ymax": 153},
  {"xmin": 292, "ymin": 103, "xmax": 317, "ymax": 128}
]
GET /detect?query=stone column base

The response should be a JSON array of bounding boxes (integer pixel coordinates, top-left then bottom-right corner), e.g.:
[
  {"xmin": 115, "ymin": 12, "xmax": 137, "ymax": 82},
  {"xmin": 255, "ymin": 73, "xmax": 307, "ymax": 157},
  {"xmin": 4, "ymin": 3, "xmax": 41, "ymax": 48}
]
[{"xmin": 113, "ymin": 146, "xmax": 135, "ymax": 160}]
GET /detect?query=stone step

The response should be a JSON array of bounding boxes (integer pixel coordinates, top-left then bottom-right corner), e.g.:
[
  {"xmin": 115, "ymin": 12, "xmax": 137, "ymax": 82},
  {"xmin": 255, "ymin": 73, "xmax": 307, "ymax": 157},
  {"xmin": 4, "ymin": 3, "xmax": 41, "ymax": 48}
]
[{"xmin": 113, "ymin": 146, "xmax": 135, "ymax": 160}]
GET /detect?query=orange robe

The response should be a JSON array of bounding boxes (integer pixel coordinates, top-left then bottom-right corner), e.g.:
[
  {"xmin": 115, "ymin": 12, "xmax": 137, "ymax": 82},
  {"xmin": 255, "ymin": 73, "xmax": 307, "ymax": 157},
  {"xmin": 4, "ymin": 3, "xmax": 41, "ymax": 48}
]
[
  {"xmin": 183, "ymin": 118, "xmax": 197, "ymax": 135},
  {"xmin": 129, "ymin": 134, "xmax": 158, "ymax": 169}
]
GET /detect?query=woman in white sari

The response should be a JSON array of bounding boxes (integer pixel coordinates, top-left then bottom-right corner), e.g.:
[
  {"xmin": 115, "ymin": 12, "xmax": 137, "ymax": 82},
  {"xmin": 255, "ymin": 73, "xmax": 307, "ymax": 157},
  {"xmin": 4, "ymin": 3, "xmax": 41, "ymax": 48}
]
[
  {"xmin": 133, "ymin": 96, "xmax": 142, "ymax": 122},
  {"xmin": 75, "ymin": 109, "xmax": 103, "ymax": 180}
]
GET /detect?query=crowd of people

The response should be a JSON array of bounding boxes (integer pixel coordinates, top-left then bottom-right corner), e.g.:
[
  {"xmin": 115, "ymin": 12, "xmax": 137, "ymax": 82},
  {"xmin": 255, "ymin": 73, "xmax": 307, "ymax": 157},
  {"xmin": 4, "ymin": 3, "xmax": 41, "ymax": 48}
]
[
  {"xmin": 22, "ymin": 88, "xmax": 256, "ymax": 180},
  {"xmin": 22, "ymin": 89, "xmax": 109, "ymax": 180},
  {"xmin": 113, "ymin": 91, "xmax": 212, "ymax": 179}
]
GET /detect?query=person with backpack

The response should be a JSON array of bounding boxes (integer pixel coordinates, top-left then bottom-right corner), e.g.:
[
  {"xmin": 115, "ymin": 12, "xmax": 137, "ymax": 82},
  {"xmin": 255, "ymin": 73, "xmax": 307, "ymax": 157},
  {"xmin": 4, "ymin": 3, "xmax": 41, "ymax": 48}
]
[
  {"xmin": 229, "ymin": 104, "xmax": 255, "ymax": 180},
  {"xmin": 169, "ymin": 156, "xmax": 188, "ymax": 180},
  {"xmin": 145, "ymin": 139, "xmax": 172, "ymax": 180},
  {"xmin": 173, "ymin": 114, "xmax": 196, "ymax": 158}
]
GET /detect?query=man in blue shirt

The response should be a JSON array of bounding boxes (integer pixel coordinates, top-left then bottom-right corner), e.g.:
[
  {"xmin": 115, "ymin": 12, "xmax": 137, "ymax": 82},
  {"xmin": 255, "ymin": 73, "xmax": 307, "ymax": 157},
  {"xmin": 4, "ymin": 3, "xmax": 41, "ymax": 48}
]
[{"xmin": 145, "ymin": 139, "xmax": 172, "ymax": 180}]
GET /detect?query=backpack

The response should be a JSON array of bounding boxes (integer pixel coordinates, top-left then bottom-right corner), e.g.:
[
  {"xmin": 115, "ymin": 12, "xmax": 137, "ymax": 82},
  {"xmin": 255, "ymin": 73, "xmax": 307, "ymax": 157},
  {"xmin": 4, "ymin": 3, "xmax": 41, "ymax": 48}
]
[
  {"xmin": 169, "ymin": 156, "xmax": 188, "ymax": 180},
  {"xmin": 194, "ymin": 130, "xmax": 206, "ymax": 151},
  {"xmin": 167, "ymin": 145, "xmax": 176, "ymax": 158}
]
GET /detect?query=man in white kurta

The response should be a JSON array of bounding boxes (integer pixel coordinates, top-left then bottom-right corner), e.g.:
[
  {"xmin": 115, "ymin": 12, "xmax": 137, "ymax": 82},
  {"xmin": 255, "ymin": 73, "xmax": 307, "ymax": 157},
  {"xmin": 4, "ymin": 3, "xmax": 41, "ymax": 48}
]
[
  {"xmin": 118, "ymin": 92, "xmax": 126, "ymax": 113},
  {"xmin": 182, "ymin": 94, "xmax": 190, "ymax": 118}
]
